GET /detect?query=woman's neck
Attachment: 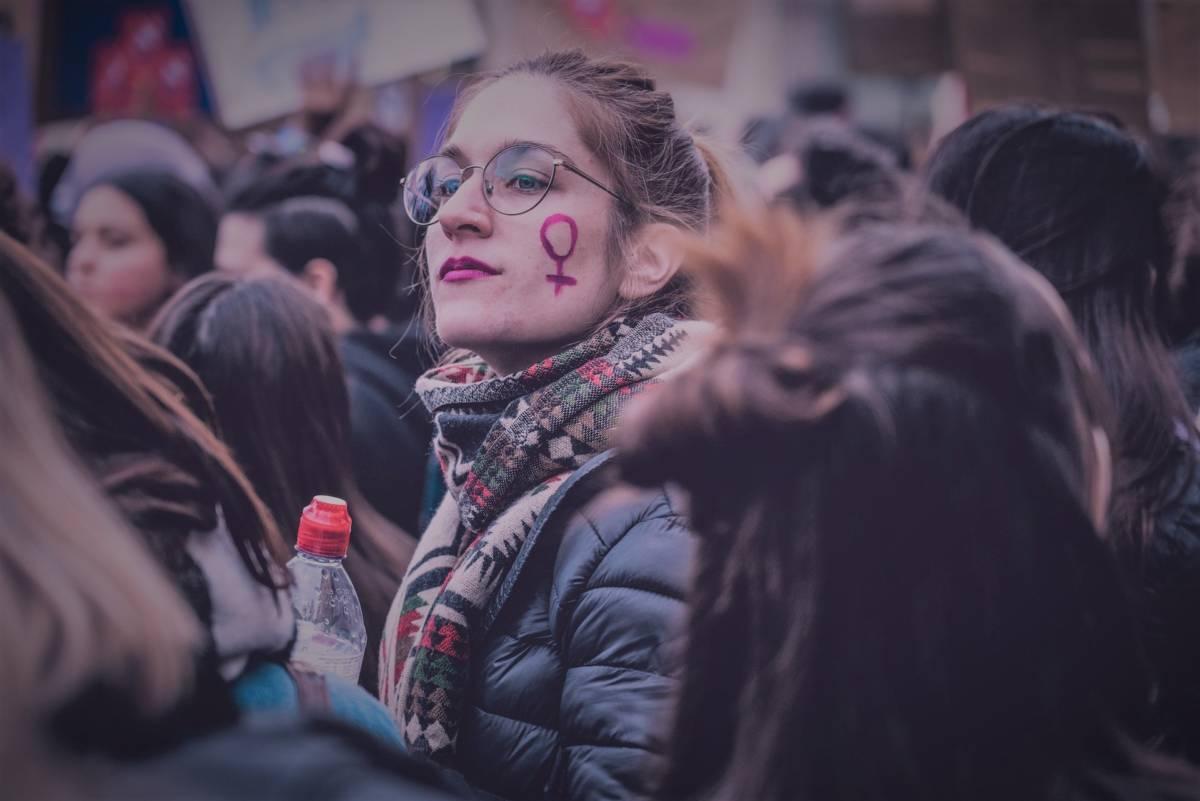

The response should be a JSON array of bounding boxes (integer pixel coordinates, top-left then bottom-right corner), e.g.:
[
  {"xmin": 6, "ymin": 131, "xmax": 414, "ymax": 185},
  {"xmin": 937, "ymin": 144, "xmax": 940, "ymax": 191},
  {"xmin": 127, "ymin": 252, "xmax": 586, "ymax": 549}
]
[{"xmin": 474, "ymin": 335, "xmax": 583, "ymax": 377}]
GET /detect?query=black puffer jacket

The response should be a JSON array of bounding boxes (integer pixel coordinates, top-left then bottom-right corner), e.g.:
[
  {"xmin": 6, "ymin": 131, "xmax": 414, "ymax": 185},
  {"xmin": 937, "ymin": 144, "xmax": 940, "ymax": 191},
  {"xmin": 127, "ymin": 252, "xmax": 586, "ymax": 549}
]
[{"xmin": 452, "ymin": 452, "xmax": 694, "ymax": 801}]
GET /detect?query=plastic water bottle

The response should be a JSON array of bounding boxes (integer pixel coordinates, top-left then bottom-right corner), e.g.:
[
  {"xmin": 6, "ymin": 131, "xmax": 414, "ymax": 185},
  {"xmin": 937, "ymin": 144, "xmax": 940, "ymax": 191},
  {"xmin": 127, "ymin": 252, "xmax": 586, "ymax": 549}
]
[{"xmin": 287, "ymin": 495, "xmax": 367, "ymax": 684}]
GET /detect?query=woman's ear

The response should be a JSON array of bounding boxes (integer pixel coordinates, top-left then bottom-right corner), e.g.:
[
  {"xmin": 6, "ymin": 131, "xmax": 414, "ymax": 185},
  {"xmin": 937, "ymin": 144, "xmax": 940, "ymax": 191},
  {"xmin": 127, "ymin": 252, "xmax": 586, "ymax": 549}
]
[
  {"xmin": 619, "ymin": 223, "xmax": 685, "ymax": 302},
  {"xmin": 300, "ymin": 258, "xmax": 339, "ymax": 304}
]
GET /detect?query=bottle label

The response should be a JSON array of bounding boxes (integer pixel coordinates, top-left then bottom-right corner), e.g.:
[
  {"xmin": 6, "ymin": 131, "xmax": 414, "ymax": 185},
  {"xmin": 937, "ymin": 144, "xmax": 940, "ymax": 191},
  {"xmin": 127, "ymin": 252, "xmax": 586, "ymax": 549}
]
[{"xmin": 292, "ymin": 620, "xmax": 365, "ymax": 684}]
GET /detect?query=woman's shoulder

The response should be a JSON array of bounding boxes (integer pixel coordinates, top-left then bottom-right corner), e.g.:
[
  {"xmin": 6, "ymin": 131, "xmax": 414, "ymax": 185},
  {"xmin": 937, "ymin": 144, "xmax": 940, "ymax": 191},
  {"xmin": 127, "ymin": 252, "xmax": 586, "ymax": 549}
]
[{"xmin": 549, "ymin": 467, "xmax": 694, "ymax": 607}]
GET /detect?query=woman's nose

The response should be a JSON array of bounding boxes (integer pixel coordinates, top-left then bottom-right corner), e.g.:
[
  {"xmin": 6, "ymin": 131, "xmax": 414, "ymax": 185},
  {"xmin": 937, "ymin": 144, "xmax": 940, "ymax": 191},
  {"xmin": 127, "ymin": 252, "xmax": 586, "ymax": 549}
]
[
  {"xmin": 66, "ymin": 241, "xmax": 96, "ymax": 280},
  {"xmin": 437, "ymin": 170, "xmax": 493, "ymax": 240}
]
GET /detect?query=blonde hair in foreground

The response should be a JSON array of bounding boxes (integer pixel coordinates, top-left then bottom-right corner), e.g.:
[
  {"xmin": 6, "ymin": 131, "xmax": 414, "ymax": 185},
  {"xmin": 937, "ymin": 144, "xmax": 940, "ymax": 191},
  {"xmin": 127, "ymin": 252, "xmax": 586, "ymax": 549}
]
[{"xmin": 0, "ymin": 288, "xmax": 200, "ymax": 741}]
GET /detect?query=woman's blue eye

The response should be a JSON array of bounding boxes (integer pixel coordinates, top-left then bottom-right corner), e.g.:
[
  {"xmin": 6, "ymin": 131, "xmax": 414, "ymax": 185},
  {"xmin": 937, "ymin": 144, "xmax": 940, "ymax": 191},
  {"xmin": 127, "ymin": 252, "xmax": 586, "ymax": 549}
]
[
  {"xmin": 435, "ymin": 177, "xmax": 461, "ymax": 199},
  {"xmin": 509, "ymin": 173, "xmax": 548, "ymax": 193}
]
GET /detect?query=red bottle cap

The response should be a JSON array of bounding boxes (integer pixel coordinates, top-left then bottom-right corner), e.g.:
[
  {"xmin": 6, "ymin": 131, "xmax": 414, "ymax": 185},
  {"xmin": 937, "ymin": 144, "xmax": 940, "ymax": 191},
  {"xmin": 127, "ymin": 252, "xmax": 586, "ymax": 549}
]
[{"xmin": 296, "ymin": 495, "xmax": 352, "ymax": 558}]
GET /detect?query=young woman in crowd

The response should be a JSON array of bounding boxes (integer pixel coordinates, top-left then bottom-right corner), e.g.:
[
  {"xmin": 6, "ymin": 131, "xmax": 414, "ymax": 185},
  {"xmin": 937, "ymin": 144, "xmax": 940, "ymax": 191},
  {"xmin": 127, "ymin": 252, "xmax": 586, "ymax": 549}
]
[
  {"xmin": 66, "ymin": 167, "xmax": 217, "ymax": 329},
  {"xmin": 379, "ymin": 50, "xmax": 722, "ymax": 801},
  {"xmin": 924, "ymin": 107, "xmax": 1200, "ymax": 759},
  {"xmin": 150, "ymin": 272, "xmax": 416, "ymax": 693},
  {"xmin": 623, "ymin": 212, "xmax": 1200, "ymax": 801}
]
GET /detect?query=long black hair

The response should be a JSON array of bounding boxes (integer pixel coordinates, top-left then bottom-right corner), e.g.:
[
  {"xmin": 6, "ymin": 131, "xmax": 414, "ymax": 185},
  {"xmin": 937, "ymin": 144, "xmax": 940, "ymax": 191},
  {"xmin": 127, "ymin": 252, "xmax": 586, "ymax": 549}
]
[
  {"xmin": 259, "ymin": 196, "xmax": 380, "ymax": 323},
  {"xmin": 149, "ymin": 273, "xmax": 415, "ymax": 689},
  {"xmin": 925, "ymin": 106, "xmax": 1196, "ymax": 559},
  {"xmin": 622, "ymin": 212, "xmax": 1199, "ymax": 801}
]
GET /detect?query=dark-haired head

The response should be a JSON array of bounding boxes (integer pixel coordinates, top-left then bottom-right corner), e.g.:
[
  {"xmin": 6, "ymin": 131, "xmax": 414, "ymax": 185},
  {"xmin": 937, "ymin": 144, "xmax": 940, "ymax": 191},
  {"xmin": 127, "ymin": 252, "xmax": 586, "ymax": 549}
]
[
  {"xmin": 622, "ymin": 212, "xmax": 1196, "ymax": 801},
  {"xmin": 221, "ymin": 155, "xmax": 408, "ymax": 325},
  {"xmin": 262, "ymin": 196, "xmax": 386, "ymax": 325},
  {"xmin": 66, "ymin": 168, "xmax": 217, "ymax": 327},
  {"xmin": 150, "ymin": 273, "xmax": 353, "ymax": 527},
  {"xmin": 925, "ymin": 106, "xmax": 1195, "ymax": 556},
  {"xmin": 149, "ymin": 273, "xmax": 413, "ymax": 688},
  {"xmin": 762, "ymin": 119, "xmax": 904, "ymax": 213}
]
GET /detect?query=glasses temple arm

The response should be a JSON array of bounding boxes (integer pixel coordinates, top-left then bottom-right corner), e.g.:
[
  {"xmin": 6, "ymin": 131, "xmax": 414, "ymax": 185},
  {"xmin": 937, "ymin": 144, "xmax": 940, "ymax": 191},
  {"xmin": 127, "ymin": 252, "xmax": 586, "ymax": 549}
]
[{"xmin": 560, "ymin": 162, "xmax": 628, "ymax": 204}]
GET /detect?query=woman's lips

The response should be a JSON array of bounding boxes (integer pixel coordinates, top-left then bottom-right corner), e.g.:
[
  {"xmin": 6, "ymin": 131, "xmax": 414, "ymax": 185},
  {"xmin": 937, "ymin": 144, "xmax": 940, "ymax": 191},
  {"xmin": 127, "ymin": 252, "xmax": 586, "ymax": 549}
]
[{"xmin": 440, "ymin": 257, "xmax": 499, "ymax": 283}]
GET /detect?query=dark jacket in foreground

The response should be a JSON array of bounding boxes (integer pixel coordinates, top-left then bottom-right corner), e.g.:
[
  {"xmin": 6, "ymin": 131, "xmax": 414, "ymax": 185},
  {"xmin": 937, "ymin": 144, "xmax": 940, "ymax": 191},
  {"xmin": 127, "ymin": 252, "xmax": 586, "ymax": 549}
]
[
  {"xmin": 452, "ymin": 453, "xmax": 694, "ymax": 801},
  {"xmin": 1141, "ymin": 449, "xmax": 1200, "ymax": 761},
  {"xmin": 342, "ymin": 326, "xmax": 432, "ymax": 534}
]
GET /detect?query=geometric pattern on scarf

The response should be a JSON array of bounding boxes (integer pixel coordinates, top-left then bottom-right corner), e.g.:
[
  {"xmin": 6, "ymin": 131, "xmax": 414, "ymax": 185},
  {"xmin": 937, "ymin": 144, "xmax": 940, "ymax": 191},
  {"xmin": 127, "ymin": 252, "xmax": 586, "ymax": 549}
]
[{"xmin": 379, "ymin": 313, "xmax": 706, "ymax": 761}]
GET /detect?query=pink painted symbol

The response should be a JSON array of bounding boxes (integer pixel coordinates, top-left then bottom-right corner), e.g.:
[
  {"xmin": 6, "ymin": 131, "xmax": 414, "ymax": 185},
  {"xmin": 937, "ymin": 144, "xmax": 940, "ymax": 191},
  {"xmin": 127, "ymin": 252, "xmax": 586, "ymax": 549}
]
[{"xmin": 540, "ymin": 213, "xmax": 579, "ymax": 295}]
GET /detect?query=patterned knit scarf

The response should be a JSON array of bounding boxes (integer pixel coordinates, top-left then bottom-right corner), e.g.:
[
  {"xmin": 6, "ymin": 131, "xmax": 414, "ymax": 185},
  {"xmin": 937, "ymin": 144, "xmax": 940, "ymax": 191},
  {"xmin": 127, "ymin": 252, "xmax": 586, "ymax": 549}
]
[{"xmin": 380, "ymin": 314, "xmax": 707, "ymax": 760}]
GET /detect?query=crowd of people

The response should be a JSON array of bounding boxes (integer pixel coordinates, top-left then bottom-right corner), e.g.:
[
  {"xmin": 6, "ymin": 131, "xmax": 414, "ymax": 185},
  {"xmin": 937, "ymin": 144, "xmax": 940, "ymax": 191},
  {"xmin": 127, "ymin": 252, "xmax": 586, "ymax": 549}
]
[{"xmin": 5, "ymin": 47, "xmax": 1200, "ymax": 801}]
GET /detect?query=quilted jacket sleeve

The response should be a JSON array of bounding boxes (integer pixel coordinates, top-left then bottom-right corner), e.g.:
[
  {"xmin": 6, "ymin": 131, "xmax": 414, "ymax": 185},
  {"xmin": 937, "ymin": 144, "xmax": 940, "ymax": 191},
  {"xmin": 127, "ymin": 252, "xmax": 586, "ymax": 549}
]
[{"xmin": 547, "ymin": 484, "xmax": 695, "ymax": 801}]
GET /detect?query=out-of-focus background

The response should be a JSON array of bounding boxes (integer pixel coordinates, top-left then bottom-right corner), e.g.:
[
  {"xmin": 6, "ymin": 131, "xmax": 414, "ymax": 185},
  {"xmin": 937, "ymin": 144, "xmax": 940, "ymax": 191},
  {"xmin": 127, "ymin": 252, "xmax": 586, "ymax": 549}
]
[{"xmin": 2, "ymin": 0, "xmax": 1197, "ymax": 180}]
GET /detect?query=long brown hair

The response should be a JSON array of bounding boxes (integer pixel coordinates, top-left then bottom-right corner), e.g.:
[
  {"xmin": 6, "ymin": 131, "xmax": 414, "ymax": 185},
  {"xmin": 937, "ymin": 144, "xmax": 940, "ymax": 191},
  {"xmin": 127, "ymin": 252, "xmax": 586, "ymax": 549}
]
[
  {"xmin": 149, "ymin": 273, "xmax": 416, "ymax": 687},
  {"xmin": 0, "ymin": 232, "xmax": 288, "ymax": 586},
  {"xmin": 623, "ymin": 210, "xmax": 1198, "ymax": 801},
  {"xmin": 0, "ymin": 286, "xmax": 200, "ymax": 796},
  {"xmin": 925, "ymin": 107, "xmax": 1197, "ymax": 558}
]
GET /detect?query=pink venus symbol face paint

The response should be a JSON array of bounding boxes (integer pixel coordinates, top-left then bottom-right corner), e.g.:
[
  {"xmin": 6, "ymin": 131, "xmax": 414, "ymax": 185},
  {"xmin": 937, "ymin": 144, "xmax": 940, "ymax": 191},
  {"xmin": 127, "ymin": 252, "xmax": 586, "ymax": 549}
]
[{"xmin": 540, "ymin": 213, "xmax": 579, "ymax": 296}]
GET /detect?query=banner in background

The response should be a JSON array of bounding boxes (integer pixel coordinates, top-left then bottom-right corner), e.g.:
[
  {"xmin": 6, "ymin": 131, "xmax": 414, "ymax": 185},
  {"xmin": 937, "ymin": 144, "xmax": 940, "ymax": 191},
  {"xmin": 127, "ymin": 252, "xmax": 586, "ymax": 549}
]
[
  {"xmin": 508, "ymin": 0, "xmax": 739, "ymax": 88},
  {"xmin": 91, "ymin": 6, "xmax": 199, "ymax": 118},
  {"xmin": 182, "ymin": 0, "xmax": 486, "ymax": 130}
]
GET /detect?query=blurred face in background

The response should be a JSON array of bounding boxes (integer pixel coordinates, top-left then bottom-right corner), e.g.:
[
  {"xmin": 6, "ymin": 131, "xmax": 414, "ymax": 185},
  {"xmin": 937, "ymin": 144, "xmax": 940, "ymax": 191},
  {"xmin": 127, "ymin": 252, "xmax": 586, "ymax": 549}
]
[
  {"xmin": 423, "ymin": 75, "xmax": 623, "ymax": 374},
  {"xmin": 67, "ymin": 186, "xmax": 177, "ymax": 327},
  {"xmin": 214, "ymin": 213, "xmax": 281, "ymax": 277}
]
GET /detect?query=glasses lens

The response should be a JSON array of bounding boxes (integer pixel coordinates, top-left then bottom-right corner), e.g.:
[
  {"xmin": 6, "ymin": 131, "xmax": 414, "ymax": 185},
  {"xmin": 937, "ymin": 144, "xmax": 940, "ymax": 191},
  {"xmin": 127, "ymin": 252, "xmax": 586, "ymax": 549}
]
[
  {"xmin": 484, "ymin": 145, "xmax": 556, "ymax": 215},
  {"xmin": 403, "ymin": 156, "xmax": 461, "ymax": 225}
]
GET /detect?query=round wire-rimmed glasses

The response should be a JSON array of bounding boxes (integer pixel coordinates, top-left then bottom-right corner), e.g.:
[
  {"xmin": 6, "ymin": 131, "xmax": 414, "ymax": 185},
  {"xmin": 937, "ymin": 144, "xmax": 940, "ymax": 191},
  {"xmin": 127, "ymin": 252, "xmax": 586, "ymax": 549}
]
[{"xmin": 400, "ymin": 142, "xmax": 626, "ymax": 226}]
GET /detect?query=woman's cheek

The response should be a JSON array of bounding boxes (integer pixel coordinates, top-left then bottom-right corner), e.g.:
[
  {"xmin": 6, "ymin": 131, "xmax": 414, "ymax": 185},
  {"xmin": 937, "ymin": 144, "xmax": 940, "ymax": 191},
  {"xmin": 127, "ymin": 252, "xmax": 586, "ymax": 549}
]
[{"xmin": 539, "ymin": 213, "xmax": 579, "ymax": 296}]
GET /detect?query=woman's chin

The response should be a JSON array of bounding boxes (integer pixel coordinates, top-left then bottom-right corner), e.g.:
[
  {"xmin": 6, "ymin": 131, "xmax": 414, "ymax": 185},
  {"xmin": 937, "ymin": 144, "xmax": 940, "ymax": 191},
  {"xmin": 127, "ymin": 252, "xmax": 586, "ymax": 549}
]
[{"xmin": 435, "ymin": 317, "xmax": 505, "ymax": 354}]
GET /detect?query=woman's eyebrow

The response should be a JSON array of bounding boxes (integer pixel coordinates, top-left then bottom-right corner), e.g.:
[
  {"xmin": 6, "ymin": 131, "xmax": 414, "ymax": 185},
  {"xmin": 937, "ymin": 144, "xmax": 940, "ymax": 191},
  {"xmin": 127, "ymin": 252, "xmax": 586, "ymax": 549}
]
[
  {"xmin": 436, "ymin": 140, "xmax": 577, "ymax": 167},
  {"xmin": 436, "ymin": 143, "xmax": 466, "ymax": 163},
  {"xmin": 499, "ymin": 139, "xmax": 570, "ymax": 161}
]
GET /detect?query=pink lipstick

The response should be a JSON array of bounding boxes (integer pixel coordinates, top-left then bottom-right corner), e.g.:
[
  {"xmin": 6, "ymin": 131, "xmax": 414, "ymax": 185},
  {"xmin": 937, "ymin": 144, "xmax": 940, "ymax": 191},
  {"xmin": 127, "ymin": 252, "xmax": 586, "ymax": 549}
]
[{"xmin": 440, "ymin": 257, "xmax": 500, "ymax": 283}]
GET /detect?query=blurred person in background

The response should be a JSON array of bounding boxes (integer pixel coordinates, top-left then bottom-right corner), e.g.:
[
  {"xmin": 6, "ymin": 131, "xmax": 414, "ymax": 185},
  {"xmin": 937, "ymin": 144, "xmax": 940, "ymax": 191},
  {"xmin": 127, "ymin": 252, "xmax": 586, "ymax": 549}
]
[
  {"xmin": 925, "ymin": 106, "xmax": 1200, "ymax": 760},
  {"xmin": 758, "ymin": 117, "xmax": 904, "ymax": 213},
  {"xmin": 220, "ymin": 122, "xmax": 416, "ymax": 329},
  {"xmin": 626, "ymin": 212, "xmax": 1200, "ymax": 801},
  {"xmin": 150, "ymin": 273, "xmax": 417, "ymax": 694},
  {"xmin": 379, "ymin": 49, "xmax": 725, "ymax": 801},
  {"xmin": 218, "ymin": 191, "xmax": 431, "ymax": 534},
  {"xmin": 66, "ymin": 168, "xmax": 217, "ymax": 329},
  {"xmin": 219, "ymin": 144, "xmax": 432, "ymax": 534}
]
